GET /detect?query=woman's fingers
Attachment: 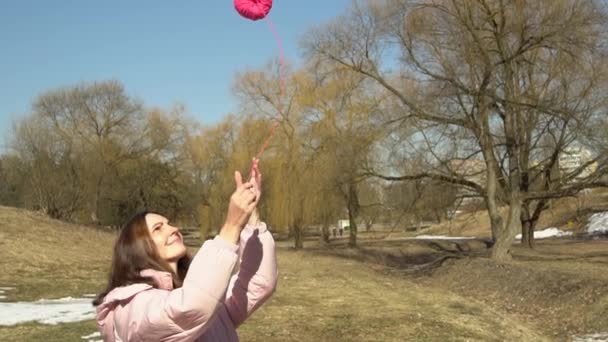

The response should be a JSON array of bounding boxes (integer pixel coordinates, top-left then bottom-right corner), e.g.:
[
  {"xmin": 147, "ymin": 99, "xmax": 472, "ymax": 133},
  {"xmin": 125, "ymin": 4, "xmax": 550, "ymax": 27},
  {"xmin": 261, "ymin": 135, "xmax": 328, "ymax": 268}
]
[
  {"xmin": 246, "ymin": 201, "xmax": 257, "ymax": 213},
  {"xmin": 235, "ymin": 187, "xmax": 256, "ymax": 206},
  {"xmin": 249, "ymin": 159, "xmax": 262, "ymax": 195},
  {"xmin": 234, "ymin": 171, "xmax": 243, "ymax": 188},
  {"xmin": 228, "ymin": 162, "xmax": 260, "ymax": 226},
  {"xmin": 249, "ymin": 158, "xmax": 261, "ymax": 182},
  {"xmin": 239, "ymin": 182, "xmax": 254, "ymax": 193}
]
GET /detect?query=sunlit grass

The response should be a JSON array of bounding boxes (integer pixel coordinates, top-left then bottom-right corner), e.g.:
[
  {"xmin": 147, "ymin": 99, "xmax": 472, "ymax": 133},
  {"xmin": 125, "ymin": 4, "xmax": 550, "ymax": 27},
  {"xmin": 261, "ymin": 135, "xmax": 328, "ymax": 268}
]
[{"xmin": 4, "ymin": 205, "xmax": 605, "ymax": 341}]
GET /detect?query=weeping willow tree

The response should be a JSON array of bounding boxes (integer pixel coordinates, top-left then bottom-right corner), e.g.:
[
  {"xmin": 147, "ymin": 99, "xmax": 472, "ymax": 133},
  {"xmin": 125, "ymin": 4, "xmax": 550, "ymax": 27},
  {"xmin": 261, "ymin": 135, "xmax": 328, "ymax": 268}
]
[
  {"xmin": 299, "ymin": 66, "xmax": 386, "ymax": 247},
  {"xmin": 232, "ymin": 62, "xmax": 330, "ymax": 248},
  {"xmin": 184, "ymin": 116, "xmax": 237, "ymax": 237},
  {"xmin": 264, "ymin": 141, "xmax": 313, "ymax": 249}
]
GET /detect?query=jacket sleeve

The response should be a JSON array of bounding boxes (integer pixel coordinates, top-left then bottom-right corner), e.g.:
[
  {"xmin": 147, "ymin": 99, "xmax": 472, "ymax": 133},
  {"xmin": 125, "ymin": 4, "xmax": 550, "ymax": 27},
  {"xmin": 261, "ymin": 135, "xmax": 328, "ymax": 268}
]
[
  {"xmin": 224, "ymin": 222, "xmax": 278, "ymax": 327},
  {"xmin": 130, "ymin": 237, "xmax": 239, "ymax": 341}
]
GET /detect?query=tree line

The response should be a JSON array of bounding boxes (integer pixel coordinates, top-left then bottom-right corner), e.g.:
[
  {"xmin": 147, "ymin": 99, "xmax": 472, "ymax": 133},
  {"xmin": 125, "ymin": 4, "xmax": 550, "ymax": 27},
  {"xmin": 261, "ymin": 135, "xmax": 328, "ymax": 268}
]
[{"xmin": 1, "ymin": 0, "xmax": 607, "ymax": 261}]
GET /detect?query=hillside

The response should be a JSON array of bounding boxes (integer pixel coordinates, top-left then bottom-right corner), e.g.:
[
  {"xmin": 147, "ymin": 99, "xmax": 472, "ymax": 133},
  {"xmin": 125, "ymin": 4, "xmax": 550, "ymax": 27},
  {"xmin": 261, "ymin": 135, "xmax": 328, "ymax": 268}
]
[
  {"xmin": 0, "ymin": 205, "xmax": 549, "ymax": 341},
  {"xmin": 1, "ymin": 205, "xmax": 607, "ymax": 341},
  {"xmin": 0, "ymin": 206, "xmax": 116, "ymax": 301},
  {"xmin": 417, "ymin": 189, "xmax": 608, "ymax": 238}
]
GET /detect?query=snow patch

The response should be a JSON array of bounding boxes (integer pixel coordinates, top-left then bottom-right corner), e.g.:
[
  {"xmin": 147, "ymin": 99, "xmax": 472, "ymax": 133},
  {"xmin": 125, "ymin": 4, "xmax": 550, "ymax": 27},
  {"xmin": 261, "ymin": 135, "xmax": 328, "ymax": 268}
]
[
  {"xmin": 0, "ymin": 287, "xmax": 15, "ymax": 301},
  {"xmin": 515, "ymin": 227, "xmax": 572, "ymax": 240},
  {"xmin": 0, "ymin": 297, "xmax": 95, "ymax": 326},
  {"xmin": 587, "ymin": 212, "xmax": 608, "ymax": 235},
  {"xmin": 572, "ymin": 332, "xmax": 608, "ymax": 342},
  {"xmin": 81, "ymin": 331, "xmax": 102, "ymax": 341},
  {"xmin": 414, "ymin": 235, "xmax": 477, "ymax": 240}
]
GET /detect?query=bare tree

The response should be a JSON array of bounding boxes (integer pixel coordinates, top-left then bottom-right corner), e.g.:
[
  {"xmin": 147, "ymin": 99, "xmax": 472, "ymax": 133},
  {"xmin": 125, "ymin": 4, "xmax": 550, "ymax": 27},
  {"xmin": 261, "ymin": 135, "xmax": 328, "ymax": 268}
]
[
  {"xmin": 233, "ymin": 62, "xmax": 318, "ymax": 249},
  {"xmin": 12, "ymin": 116, "xmax": 84, "ymax": 219},
  {"xmin": 303, "ymin": 0, "xmax": 608, "ymax": 260},
  {"xmin": 0, "ymin": 154, "xmax": 26, "ymax": 207},
  {"xmin": 300, "ymin": 66, "xmax": 386, "ymax": 247},
  {"xmin": 32, "ymin": 80, "xmax": 145, "ymax": 223}
]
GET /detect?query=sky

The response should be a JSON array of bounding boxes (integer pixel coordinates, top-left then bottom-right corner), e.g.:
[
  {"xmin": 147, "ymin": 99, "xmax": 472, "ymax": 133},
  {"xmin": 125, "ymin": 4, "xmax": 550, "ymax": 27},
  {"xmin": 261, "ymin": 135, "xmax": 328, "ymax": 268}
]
[{"xmin": 0, "ymin": 0, "xmax": 352, "ymax": 148}]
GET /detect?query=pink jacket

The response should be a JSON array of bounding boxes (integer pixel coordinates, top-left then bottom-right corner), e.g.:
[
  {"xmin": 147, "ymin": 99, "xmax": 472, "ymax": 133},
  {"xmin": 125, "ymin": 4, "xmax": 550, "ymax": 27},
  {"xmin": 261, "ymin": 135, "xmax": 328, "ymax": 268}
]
[{"xmin": 96, "ymin": 223, "xmax": 277, "ymax": 342}]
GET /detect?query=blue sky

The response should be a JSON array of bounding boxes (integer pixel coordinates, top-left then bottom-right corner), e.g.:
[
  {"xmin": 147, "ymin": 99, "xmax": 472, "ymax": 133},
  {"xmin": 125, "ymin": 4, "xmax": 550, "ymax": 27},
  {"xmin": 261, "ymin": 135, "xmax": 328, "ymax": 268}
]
[{"xmin": 0, "ymin": 0, "xmax": 351, "ymax": 146}]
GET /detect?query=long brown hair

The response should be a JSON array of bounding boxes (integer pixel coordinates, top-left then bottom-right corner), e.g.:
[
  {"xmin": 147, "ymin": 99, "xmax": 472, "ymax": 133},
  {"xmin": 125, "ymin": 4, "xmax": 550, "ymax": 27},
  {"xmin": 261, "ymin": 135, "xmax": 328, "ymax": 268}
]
[{"xmin": 93, "ymin": 211, "xmax": 192, "ymax": 306}]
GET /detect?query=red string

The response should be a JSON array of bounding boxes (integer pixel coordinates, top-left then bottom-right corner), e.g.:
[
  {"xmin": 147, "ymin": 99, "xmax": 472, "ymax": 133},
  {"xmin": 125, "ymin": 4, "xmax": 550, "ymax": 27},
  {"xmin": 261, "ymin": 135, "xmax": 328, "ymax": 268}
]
[{"xmin": 254, "ymin": 17, "xmax": 285, "ymax": 160}]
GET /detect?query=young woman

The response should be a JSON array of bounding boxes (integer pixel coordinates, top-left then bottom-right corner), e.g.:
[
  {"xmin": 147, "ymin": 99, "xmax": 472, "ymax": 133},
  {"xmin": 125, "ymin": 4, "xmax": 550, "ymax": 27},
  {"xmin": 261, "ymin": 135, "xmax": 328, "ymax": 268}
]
[{"xmin": 94, "ymin": 161, "xmax": 277, "ymax": 341}]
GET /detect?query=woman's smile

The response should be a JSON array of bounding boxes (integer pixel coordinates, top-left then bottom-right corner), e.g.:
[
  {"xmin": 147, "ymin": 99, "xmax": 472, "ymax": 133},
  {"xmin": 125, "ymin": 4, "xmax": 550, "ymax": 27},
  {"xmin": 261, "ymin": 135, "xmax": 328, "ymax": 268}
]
[{"xmin": 166, "ymin": 232, "xmax": 182, "ymax": 246}]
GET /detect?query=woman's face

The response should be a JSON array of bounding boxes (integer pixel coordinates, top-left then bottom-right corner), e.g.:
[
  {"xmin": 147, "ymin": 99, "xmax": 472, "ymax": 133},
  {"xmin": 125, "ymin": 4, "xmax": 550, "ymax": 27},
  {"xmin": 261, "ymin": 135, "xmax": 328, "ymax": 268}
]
[{"xmin": 145, "ymin": 213, "xmax": 187, "ymax": 262}]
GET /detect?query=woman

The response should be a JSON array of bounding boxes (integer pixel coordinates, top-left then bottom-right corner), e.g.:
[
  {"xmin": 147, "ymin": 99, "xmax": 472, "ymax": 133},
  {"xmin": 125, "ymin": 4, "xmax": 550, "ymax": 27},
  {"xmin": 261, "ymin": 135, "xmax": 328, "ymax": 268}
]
[{"xmin": 94, "ymin": 161, "xmax": 277, "ymax": 341}]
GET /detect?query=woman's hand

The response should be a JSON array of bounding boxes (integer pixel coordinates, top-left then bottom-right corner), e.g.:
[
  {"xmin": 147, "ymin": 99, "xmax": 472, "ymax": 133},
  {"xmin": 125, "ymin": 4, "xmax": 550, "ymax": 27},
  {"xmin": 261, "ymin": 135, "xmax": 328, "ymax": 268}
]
[
  {"xmin": 219, "ymin": 170, "xmax": 259, "ymax": 244},
  {"xmin": 247, "ymin": 158, "xmax": 262, "ymax": 226},
  {"xmin": 249, "ymin": 158, "xmax": 262, "ymax": 200}
]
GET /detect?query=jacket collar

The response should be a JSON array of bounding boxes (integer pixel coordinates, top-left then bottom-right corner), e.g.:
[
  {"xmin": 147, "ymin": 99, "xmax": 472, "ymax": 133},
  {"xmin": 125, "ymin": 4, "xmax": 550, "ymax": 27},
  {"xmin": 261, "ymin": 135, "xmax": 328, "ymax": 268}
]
[{"xmin": 140, "ymin": 269, "xmax": 174, "ymax": 290}]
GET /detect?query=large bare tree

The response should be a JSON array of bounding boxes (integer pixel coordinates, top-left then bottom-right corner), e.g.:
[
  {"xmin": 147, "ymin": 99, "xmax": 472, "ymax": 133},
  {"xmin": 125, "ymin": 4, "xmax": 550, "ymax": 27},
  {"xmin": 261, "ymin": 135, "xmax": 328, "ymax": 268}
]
[
  {"xmin": 32, "ymin": 80, "xmax": 145, "ymax": 223},
  {"xmin": 303, "ymin": 0, "xmax": 608, "ymax": 260}
]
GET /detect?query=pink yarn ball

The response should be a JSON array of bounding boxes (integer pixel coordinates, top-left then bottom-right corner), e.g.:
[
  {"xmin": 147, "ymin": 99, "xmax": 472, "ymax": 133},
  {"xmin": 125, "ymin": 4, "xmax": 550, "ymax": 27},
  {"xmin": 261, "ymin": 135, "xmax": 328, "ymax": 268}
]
[{"xmin": 234, "ymin": 0, "xmax": 273, "ymax": 21}]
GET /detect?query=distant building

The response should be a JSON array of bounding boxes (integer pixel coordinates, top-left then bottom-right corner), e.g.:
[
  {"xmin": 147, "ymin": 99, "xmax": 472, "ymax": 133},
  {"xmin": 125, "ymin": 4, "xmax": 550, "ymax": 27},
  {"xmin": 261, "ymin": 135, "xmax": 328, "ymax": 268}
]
[
  {"xmin": 338, "ymin": 219, "xmax": 350, "ymax": 230},
  {"xmin": 558, "ymin": 146, "xmax": 597, "ymax": 181}
]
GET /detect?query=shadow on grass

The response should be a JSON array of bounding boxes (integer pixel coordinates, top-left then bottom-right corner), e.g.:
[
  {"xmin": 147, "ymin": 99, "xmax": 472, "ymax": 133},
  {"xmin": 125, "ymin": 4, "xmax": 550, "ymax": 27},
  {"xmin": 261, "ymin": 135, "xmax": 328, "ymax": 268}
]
[{"xmin": 303, "ymin": 238, "xmax": 493, "ymax": 275}]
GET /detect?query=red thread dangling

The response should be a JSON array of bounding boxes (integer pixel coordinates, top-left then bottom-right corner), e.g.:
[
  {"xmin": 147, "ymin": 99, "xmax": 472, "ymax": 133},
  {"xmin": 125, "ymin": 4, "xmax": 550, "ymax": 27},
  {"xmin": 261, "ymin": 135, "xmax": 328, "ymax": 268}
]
[{"xmin": 234, "ymin": 0, "xmax": 285, "ymax": 162}]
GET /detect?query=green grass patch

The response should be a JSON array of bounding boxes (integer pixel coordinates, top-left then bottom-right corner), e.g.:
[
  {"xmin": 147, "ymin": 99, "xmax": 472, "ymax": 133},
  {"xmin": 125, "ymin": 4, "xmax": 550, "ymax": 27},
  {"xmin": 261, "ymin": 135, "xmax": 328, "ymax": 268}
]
[{"xmin": 0, "ymin": 320, "xmax": 98, "ymax": 342}]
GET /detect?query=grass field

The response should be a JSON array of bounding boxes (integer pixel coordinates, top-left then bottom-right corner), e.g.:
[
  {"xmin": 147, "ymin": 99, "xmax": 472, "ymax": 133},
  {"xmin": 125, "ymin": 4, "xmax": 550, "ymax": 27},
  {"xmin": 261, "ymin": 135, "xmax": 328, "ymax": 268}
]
[{"xmin": 1, "ymin": 205, "xmax": 607, "ymax": 341}]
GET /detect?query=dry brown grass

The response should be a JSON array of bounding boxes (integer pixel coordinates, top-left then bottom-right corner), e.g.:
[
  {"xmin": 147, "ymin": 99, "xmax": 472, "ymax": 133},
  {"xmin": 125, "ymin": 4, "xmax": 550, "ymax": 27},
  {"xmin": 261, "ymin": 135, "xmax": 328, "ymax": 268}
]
[
  {"xmin": 238, "ymin": 250, "xmax": 547, "ymax": 342},
  {"xmin": 0, "ymin": 205, "xmax": 550, "ymax": 341},
  {"xmin": 427, "ymin": 239, "xmax": 608, "ymax": 340},
  {"xmin": 0, "ymin": 205, "xmax": 115, "ymax": 301},
  {"xmin": 412, "ymin": 188, "xmax": 608, "ymax": 238}
]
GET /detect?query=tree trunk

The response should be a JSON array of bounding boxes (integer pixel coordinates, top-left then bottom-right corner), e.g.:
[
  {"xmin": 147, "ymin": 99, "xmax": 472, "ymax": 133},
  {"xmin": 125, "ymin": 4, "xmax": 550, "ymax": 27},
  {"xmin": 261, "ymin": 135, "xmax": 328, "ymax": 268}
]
[
  {"xmin": 321, "ymin": 222, "xmax": 330, "ymax": 243},
  {"xmin": 491, "ymin": 203, "xmax": 521, "ymax": 261},
  {"xmin": 526, "ymin": 221, "xmax": 535, "ymax": 248},
  {"xmin": 293, "ymin": 223, "xmax": 304, "ymax": 249},
  {"xmin": 521, "ymin": 220, "xmax": 535, "ymax": 248},
  {"xmin": 479, "ymin": 108, "xmax": 503, "ymax": 244},
  {"xmin": 91, "ymin": 172, "xmax": 105, "ymax": 224},
  {"xmin": 520, "ymin": 205, "xmax": 537, "ymax": 248},
  {"xmin": 347, "ymin": 182, "xmax": 359, "ymax": 248},
  {"xmin": 521, "ymin": 206, "xmax": 531, "ymax": 248},
  {"xmin": 491, "ymin": 78, "xmax": 523, "ymax": 261},
  {"xmin": 521, "ymin": 219, "xmax": 534, "ymax": 248},
  {"xmin": 348, "ymin": 208, "xmax": 358, "ymax": 248},
  {"xmin": 434, "ymin": 210, "xmax": 442, "ymax": 223},
  {"xmin": 484, "ymin": 160, "xmax": 503, "ymax": 244}
]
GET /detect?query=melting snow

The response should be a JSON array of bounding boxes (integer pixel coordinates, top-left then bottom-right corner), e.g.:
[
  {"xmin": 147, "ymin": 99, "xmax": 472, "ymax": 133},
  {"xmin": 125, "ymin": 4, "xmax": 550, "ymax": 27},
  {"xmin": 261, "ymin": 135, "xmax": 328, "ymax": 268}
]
[
  {"xmin": 0, "ymin": 287, "xmax": 15, "ymax": 301},
  {"xmin": 0, "ymin": 296, "xmax": 95, "ymax": 326},
  {"xmin": 515, "ymin": 227, "xmax": 573, "ymax": 240},
  {"xmin": 587, "ymin": 212, "xmax": 608, "ymax": 235},
  {"xmin": 572, "ymin": 332, "xmax": 608, "ymax": 342},
  {"xmin": 413, "ymin": 235, "xmax": 477, "ymax": 240},
  {"xmin": 81, "ymin": 331, "xmax": 102, "ymax": 341}
]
